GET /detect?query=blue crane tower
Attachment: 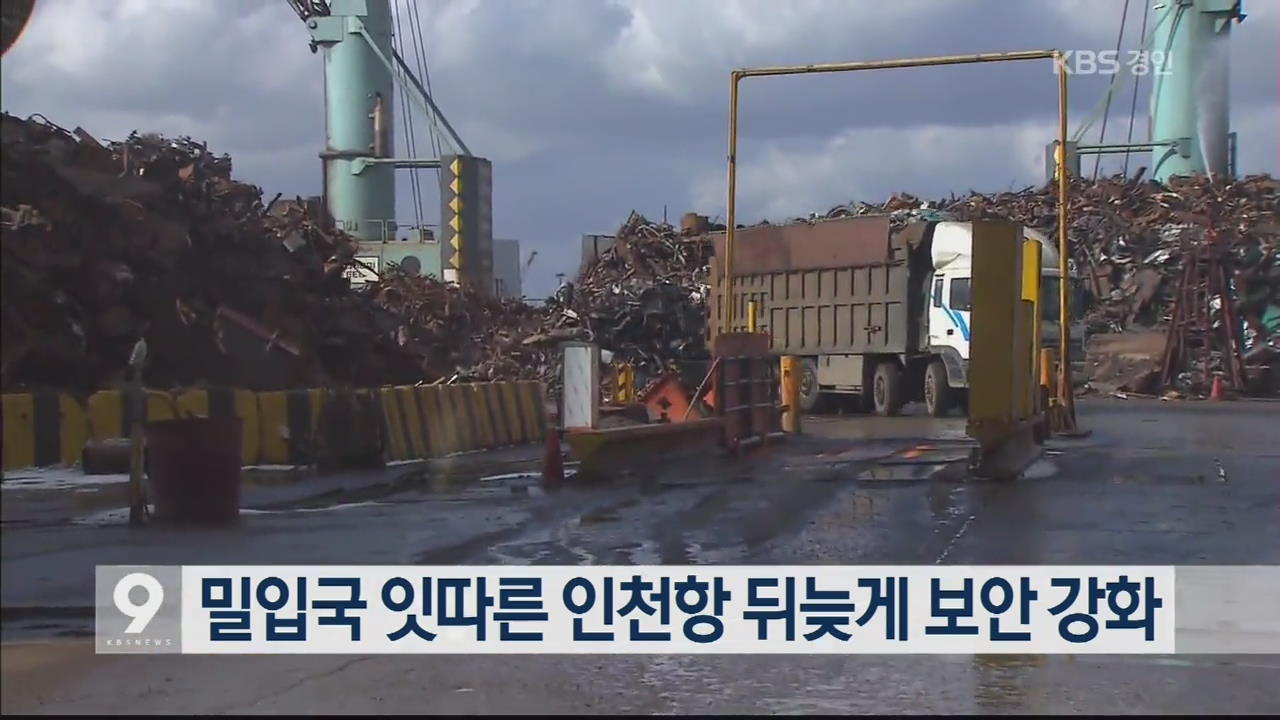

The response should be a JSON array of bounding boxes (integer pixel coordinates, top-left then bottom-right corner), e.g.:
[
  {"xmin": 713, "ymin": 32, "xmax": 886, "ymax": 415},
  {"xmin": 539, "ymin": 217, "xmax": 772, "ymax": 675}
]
[
  {"xmin": 1148, "ymin": 0, "xmax": 1245, "ymax": 182},
  {"xmin": 1048, "ymin": 0, "xmax": 1246, "ymax": 184},
  {"xmin": 286, "ymin": 0, "xmax": 495, "ymax": 293}
]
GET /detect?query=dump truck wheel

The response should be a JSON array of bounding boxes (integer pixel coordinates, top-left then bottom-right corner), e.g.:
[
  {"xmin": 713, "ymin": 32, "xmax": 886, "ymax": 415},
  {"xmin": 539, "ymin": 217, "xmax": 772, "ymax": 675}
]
[
  {"xmin": 798, "ymin": 358, "xmax": 824, "ymax": 413},
  {"xmin": 924, "ymin": 360, "xmax": 952, "ymax": 417},
  {"xmin": 872, "ymin": 361, "xmax": 903, "ymax": 417}
]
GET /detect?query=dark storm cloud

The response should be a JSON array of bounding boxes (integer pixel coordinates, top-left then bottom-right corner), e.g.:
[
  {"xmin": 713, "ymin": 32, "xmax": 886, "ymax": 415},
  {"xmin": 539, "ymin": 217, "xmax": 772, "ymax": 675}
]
[{"xmin": 1, "ymin": 0, "xmax": 1274, "ymax": 296}]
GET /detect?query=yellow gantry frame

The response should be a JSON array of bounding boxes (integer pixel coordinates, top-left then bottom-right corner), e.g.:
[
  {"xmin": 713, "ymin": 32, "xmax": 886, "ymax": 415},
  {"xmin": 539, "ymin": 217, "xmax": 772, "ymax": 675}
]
[{"xmin": 724, "ymin": 50, "xmax": 1076, "ymax": 424}]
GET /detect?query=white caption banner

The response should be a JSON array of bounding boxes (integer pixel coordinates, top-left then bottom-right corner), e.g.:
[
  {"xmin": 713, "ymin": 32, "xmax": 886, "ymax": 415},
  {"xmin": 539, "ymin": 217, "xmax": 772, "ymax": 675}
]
[{"xmin": 152, "ymin": 566, "xmax": 1184, "ymax": 654}]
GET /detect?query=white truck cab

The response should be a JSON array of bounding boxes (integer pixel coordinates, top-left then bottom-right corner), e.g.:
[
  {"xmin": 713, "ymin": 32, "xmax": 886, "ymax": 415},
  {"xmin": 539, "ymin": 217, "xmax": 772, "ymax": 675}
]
[{"xmin": 925, "ymin": 222, "xmax": 1077, "ymax": 409}]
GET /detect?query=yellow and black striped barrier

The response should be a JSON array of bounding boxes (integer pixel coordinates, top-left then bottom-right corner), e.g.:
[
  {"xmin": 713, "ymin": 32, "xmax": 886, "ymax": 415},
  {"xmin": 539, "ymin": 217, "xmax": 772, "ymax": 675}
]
[{"xmin": 1, "ymin": 382, "xmax": 546, "ymax": 471}]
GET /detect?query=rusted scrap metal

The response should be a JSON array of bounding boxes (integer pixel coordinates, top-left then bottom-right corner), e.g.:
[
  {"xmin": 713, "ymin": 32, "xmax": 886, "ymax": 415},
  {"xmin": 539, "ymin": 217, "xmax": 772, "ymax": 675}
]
[
  {"xmin": 0, "ymin": 111, "xmax": 422, "ymax": 392},
  {"xmin": 358, "ymin": 210, "xmax": 717, "ymax": 394},
  {"xmin": 363, "ymin": 271, "xmax": 559, "ymax": 384},
  {"xmin": 4, "ymin": 110, "xmax": 1274, "ymax": 402},
  {"xmin": 556, "ymin": 211, "xmax": 715, "ymax": 383},
  {"xmin": 820, "ymin": 174, "xmax": 1279, "ymax": 339},
  {"xmin": 1158, "ymin": 233, "xmax": 1246, "ymax": 396},
  {"xmin": 214, "ymin": 306, "xmax": 303, "ymax": 357},
  {"xmin": 816, "ymin": 173, "xmax": 1277, "ymax": 396}
]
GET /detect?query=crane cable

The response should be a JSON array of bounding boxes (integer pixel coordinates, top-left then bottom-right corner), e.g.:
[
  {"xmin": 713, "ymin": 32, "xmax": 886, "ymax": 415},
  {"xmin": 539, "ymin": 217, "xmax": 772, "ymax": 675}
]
[
  {"xmin": 392, "ymin": 0, "xmax": 424, "ymax": 231},
  {"xmin": 1071, "ymin": 4, "xmax": 1176, "ymax": 144},
  {"xmin": 1123, "ymin": 0, "xmax": 1153, "ymax": 176},
  {"xmin": 407, "ymin": 0, "xmax": 446, "ymax": 161},
  {"xmin": 1093, "ymin": 0, "xmax": 1132, "ymax": 180}
]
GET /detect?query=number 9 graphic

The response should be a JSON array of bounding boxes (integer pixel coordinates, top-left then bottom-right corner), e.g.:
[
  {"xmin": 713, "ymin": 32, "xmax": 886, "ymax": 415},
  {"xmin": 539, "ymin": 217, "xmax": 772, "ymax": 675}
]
[{"xmin": 113, "ymin": 572, "xmax": 164, "ymax": 634}]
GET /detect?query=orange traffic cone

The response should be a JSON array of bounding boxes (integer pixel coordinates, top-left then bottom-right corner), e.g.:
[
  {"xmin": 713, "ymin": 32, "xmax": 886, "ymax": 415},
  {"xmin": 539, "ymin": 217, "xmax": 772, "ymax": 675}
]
[
  {"xmin": 1209, "ymin": 375, "xmax": 1224, "ymax": 401},
  {"xmin": 542, "ymin": 427, "xmax": 564, "ymax": 490}
]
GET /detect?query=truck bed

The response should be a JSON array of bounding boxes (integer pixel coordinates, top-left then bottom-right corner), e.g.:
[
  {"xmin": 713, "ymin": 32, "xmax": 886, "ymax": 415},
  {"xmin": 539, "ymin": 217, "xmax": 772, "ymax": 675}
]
[{"xmin": 708, "ymin": 216, "xmax": 932, "ymax": 357}]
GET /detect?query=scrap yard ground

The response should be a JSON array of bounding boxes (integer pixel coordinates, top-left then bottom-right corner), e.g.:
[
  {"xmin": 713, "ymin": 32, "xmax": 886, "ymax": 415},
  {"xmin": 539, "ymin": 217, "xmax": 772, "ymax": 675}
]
[{"xmin": 3, "ymin": 399, "xmax": 1278, "ymax": 715}]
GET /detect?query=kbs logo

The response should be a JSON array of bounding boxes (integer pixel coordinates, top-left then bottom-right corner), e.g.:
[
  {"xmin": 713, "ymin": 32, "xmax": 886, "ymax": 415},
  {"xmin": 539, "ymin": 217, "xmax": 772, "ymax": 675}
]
[
  {"xmin": 114, "ymin": 572, "xmax": 164, "ymax": 633},
  {"xmin": 96, "ymin": 566, "xmax": 181, "ymax": 653},
  {"xmin": 1057, "ymin": 50, "xmax": 1173, "ymax": 76}
]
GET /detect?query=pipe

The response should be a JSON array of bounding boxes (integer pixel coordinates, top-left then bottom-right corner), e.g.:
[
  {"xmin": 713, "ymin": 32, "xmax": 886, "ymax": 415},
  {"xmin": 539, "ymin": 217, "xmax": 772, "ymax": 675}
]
[
  {"xmin": 1056, "ymin": 51, "xmax": 1076, "ymax": 427},
  {"xmin": 372, "ymin": 92, "xmax": 388, "ymax": 158},
  {"xmin": 733, "ymin": 50, "xmax": 1059, "ymax": 79},
  {"xmin": 724, "ymin": 75, "xmax": 741, "ymax": 332}
]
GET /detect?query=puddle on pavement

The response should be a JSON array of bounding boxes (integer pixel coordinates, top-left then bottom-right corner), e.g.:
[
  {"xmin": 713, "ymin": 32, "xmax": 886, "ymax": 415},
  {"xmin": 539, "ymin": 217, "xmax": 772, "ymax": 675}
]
[
  {"xmin": 66, "ymin": 463, "xmax": 570, "ymax": 523},
  {"xmin": 1021, "ymin": 459, "xmax": 1058, "ymax": 479},
  {"xmin": 858, "ymin": 463, "xmax": 953, "ymax": 481},
  {"xmin": 578, "ymin": 498, "xmax": 638, "ymax": 525},
  {"xmin": 243, "ymin": 500, "xmax": 391, "ymax": 515},
  {"xmin": 477, "ymin": 471, "xmax": 542, "ymax": 483},
  {"xmin": 0, "ymin": 469, "xmax": 129, "ymax": 491},
  {"xmin": 70, "ymin": 507, "xmax": 133, "ymax": 526}
]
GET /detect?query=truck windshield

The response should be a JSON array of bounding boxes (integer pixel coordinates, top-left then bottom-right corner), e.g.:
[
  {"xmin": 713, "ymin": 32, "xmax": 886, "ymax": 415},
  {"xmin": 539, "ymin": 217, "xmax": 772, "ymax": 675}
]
[
  {"xmin": 1042, "ymin": 276, "xmax": 1061, "ymax": 325},
  {"xmin": 949, "ymin": 278, "xmax": 971, "ymax": 312}
]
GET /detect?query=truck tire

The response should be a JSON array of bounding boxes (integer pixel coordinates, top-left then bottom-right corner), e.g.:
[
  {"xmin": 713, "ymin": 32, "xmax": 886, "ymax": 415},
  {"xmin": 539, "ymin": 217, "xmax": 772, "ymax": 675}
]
[
  {"xmin": 924, "ymin": 359, "xmax": 952, "ymax": 417},
  {"xmin": 798, "ymin": 358, "xmax": 824, "ymax": 413},
  {"xmin": 872, "ymin": 361, "xmax": 903, "ymax": 417}
]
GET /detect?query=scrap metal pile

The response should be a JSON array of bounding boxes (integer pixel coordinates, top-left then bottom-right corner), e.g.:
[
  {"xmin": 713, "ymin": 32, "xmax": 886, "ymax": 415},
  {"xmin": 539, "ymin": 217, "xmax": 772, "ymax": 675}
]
[
  {"xmin": 821, "ymin": 174, "xmax": 1280, "ymax": 337},
  {"xmin": 0, "ymin": 113, "xmax": 699, "ymax": 395},
  {"xmin": 363, "ymin": 271, "xmax": 552, "ymax": 384},
  {"xmin": 0, "ymin": 113, "xmax": 430, "ymax": 392},
  {"xmin": 4, "ymin": 110, "xmax": 1274, "ymax": 400},
  {"xmin": 360, "ymin": 212, "xmax": 717, "ymax": 394},
  {"xmin": 550, "ymin": 212, "xmax": 714, "ymax": 375}
]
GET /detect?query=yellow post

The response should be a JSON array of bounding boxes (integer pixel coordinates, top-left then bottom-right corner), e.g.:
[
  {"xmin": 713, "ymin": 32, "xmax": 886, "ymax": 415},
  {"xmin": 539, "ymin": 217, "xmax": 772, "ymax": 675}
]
[
  {"xmin": 1040, "ymin": 348, "xmax": 1056, "ymax": 395},
  {"xmin": 126, "ymin": 340, "xmax": 149, "ymax": 526},
  {"xmin": 1022, "ymin": 238, "xmax": 1042, "ymax": 416},
  {"xmin": 724, "ymin": 73, "xmax": 741, "ymax": 334},
  {"xmin": 615, "ymin": 363, "xmax": 635, "ymax": 404},
  {"xmin": 968, "ymin": 222, "xmax": 1023, "ymax": 429},
  {"xmin": 967, "ymin": 221, "xmax": 1042, "ymax": 478},
  {"xmin": 747, "ymin": 301, "xmax": 758, "ymax": 333},
  {"xmin": 780, "ymin": 356, "xmax": 801, "ymax": 433},
  {"xmin": 1055, "ymin": 52, "xmax": 1078, "ymax": 431}
]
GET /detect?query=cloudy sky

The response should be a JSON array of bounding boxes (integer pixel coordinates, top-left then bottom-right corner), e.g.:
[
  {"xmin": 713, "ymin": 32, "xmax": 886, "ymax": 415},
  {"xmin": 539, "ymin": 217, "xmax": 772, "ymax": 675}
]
[{"xmin": 2, "ymin": 0, "xmax": 1275, "ymax": 296}]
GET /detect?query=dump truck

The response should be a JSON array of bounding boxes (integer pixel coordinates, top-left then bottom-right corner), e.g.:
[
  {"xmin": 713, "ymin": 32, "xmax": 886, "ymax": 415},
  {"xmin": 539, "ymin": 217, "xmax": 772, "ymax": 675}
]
[{"xmin": 709, "ymin": 215, "xmax": 1085, "ymax": 416}]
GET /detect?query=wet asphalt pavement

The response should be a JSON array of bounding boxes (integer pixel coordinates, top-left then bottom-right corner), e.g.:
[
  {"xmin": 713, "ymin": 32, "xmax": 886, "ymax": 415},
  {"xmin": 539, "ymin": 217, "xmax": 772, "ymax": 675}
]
[{"xmin": 2, "ymin": 398, "xmax": 1278, "ymax": 714}]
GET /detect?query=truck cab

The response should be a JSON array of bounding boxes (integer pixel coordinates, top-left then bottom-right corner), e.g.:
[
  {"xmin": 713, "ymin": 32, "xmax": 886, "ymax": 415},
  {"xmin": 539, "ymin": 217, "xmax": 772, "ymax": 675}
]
[{"xmin": 924, "ymin": 223, "xmax": 1085, "ymax": 415}]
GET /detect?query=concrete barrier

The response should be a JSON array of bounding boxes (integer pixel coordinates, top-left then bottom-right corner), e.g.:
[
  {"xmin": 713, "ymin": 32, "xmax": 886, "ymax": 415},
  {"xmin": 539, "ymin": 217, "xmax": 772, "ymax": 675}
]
[
  {"xmin": 1, "ymin": 392, "xmax": 88, "ymax": 469},
  {"xmin": 1, "ymin": 382, "xmax": 547, "ymax": 471}
]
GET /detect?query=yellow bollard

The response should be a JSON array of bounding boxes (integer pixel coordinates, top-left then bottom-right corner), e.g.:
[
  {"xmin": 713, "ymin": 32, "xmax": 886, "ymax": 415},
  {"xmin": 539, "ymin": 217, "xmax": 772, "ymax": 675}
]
[
  {"xmin": 1022, "ymin": 238, "xmax": 1042, "ymax": 417},
  {"xmin": 1040, "ymin": 348, "xmax": 1056, "ymax": 396},
  {"xmin": 614, "ymin": 363, "xmax": 635, "ymax": 404},
  {"xmin": 780, "ymin": 355, "xmax": 801, "ymax": 433},
  {"xmin": 747, "ymin": 300, "xmax": 758, "ymax": 333}
]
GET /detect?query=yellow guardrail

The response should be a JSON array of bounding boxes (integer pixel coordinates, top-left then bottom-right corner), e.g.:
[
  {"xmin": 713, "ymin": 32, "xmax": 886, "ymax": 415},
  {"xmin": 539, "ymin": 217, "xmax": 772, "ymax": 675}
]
[{"xmin": 1, "ymin": 382, "xmax": 546, "ymax": 471}]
